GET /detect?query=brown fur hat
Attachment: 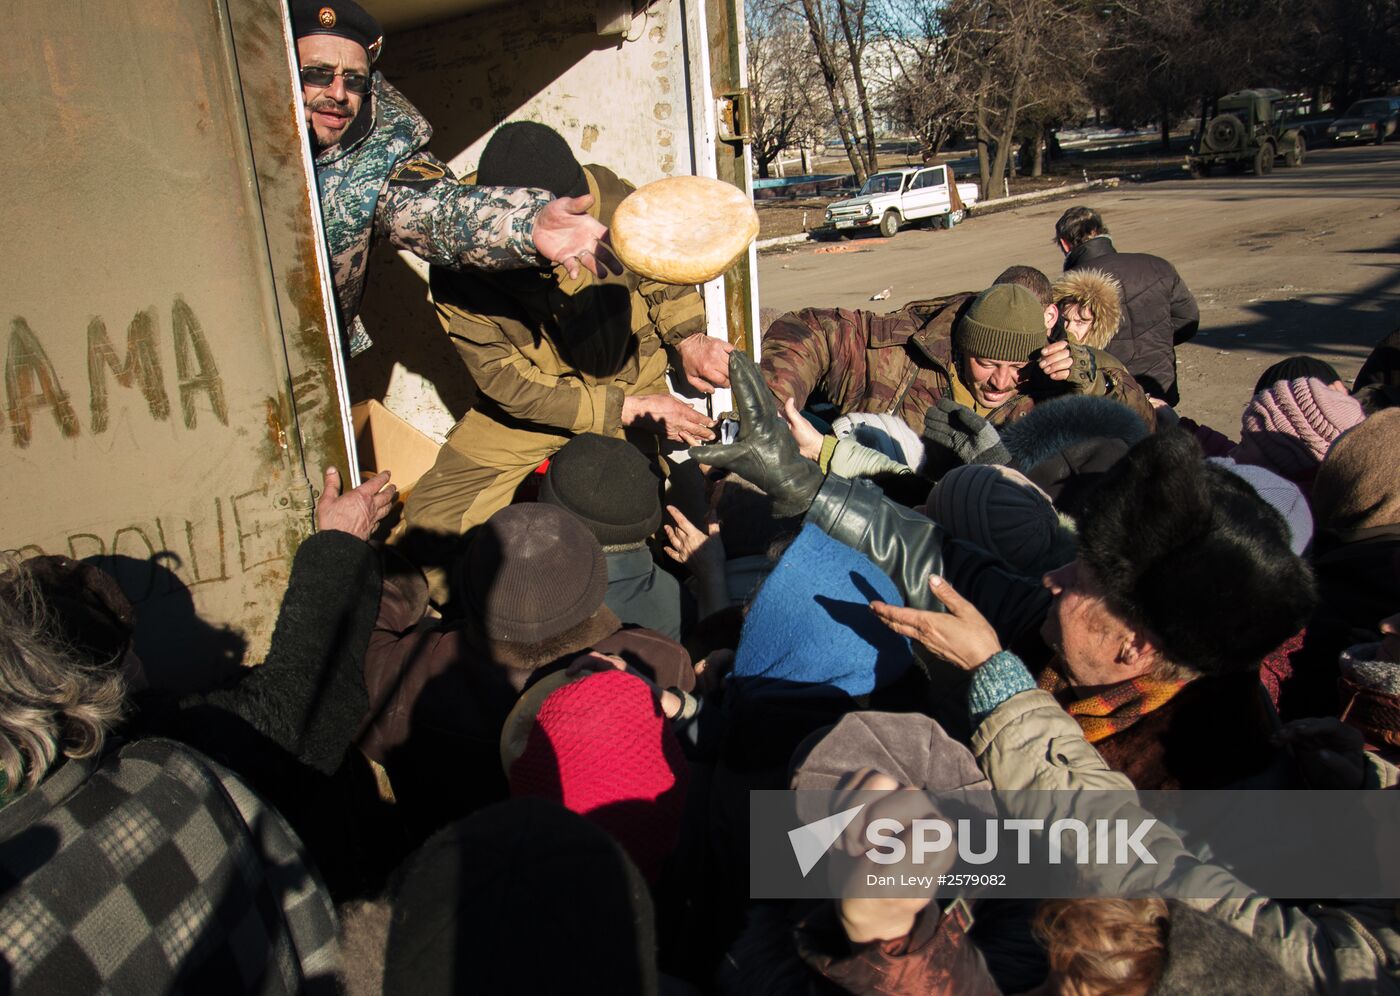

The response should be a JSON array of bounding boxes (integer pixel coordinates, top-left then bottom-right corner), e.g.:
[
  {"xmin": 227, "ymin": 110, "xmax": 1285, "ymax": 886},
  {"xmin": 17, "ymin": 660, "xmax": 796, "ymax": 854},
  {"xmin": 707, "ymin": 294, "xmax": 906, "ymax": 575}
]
[{"xmin": 1052, "ymin": 267, "xmax": 1123, "ymax": 349}]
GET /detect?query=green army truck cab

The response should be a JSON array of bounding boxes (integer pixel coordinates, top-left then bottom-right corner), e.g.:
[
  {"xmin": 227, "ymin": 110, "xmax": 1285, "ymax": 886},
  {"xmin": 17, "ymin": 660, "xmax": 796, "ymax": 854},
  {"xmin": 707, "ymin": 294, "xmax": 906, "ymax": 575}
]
[{"xmin": 1188, "ymin": 89, "xmax": 1307, "ymax": 178}]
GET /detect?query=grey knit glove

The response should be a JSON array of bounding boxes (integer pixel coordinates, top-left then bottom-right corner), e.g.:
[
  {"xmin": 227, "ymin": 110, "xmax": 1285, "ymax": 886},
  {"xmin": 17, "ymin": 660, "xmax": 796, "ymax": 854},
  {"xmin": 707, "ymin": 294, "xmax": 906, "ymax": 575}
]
[
  {"xmin": 921, "ymin": 398, "xmax": 1011, "ymax": 468},
  {"xmin": 689, "ymin": 351, "xmax": 824, "ymax": 517}
]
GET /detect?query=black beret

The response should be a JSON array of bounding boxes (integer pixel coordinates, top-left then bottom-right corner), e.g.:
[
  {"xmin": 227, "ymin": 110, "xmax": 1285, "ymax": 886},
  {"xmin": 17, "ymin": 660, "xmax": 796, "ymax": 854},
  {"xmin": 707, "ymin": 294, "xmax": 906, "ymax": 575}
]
[{"xmin": 291, "ymin": 0, "xmax": 384, "ymax": 62}]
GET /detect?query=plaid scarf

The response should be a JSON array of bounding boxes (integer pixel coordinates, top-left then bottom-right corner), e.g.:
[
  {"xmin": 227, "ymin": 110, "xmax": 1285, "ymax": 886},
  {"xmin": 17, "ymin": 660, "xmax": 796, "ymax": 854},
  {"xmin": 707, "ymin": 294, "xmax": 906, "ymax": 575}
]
[{"xmin": 1038, "ymin": 665, "xmax": 1190, "ymax": 743}]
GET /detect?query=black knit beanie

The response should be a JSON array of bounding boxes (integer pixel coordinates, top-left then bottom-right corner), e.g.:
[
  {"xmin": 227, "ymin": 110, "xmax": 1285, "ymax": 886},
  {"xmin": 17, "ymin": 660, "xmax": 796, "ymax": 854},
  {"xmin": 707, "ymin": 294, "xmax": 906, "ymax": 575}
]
[
  {"xmin": 476, "ymin": 122, "xmax": 589, "ymax": 199},
  {"xmin": 1254, "ymin": 355, "xmax": 1342, "ymax": 395},
  {"xmin": 385, "ymin": 798, "xmax": 658, "ymax": 996},
  {"xmin": 462, "ymin": 503, "xmax": 608, "ymax": 643},
  {"xmin": 539, "ymin": 434, "xmax": 663, "ymax": 546}
]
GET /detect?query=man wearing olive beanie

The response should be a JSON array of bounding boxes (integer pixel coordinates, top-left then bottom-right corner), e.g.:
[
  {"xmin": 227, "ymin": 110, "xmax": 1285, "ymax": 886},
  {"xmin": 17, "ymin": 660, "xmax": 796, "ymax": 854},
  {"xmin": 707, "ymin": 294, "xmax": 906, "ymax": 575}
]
[
  {"xmin": 762, "ymin": 270, "xmax": 1155, "ymax": 447},
  {"xmin": 945, "ymin": 283, "xmax": 1151, "ymax": 426}
]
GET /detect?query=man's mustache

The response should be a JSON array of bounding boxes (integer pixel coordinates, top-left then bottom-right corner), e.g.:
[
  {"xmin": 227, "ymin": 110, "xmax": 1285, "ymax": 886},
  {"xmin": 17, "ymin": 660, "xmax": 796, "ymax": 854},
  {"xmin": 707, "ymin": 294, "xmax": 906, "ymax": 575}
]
[{"xmin": 310, "ymin": 96, "xmax": 352, "ymax": 115}]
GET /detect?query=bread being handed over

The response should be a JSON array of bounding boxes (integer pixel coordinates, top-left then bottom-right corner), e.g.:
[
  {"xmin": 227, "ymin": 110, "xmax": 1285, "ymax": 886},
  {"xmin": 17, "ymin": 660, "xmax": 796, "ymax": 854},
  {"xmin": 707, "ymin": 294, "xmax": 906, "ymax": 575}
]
[{"xmin": 610, "ymin": 175, "xmax": 759, "ymax": 285}]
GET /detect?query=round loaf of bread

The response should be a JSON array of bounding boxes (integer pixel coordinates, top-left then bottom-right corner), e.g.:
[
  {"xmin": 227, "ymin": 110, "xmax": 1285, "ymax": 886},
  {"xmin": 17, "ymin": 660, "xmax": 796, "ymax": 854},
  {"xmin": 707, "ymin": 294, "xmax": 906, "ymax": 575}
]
[{"xmin": 610, "ymin": 175, "xmax": 760, "ymax": 285}]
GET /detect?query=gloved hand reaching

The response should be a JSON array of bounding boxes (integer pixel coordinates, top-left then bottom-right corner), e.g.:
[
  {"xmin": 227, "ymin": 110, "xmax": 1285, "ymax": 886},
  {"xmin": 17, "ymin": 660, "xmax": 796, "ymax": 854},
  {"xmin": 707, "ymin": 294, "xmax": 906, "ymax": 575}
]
[
  {"xmin": 921, "ymin": 398, "xmax": 1011, "ymax": 469},
  {"xmin": 689, "ymin": 351, "xmax": 824, "ymax": 517}
]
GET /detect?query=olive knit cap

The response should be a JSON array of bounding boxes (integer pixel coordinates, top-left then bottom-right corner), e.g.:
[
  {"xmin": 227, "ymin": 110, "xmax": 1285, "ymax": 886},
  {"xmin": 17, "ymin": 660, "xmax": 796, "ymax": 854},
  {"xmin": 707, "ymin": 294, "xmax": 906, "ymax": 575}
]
[{"xmin": 954, "ymin": 284, "xmax": 1047, "ymax": 362}]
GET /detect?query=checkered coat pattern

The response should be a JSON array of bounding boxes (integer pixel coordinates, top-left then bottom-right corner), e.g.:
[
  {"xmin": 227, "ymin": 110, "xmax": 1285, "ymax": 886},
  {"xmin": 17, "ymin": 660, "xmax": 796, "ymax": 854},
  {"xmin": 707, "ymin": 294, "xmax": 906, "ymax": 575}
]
[{"xmin": 0, "ymin": 737, "xmax": 339, "ymax": 994}]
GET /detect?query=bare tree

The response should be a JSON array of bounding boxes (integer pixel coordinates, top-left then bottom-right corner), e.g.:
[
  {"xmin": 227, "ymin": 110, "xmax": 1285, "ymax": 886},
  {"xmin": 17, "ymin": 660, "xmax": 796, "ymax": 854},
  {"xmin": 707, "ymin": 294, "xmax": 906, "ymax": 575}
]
[
  {"xmin": 938, "ymin": 0, "xmax": 1096, "ymax": 199},
  {"xmin": 747, "ymin": 0, "xmax": 820, "ymax": 177},
  {"xmin": 787, "ymin": 0, "xmax": 876, "ymax": 181},
  {"xmin": 834, "ymin": 0, "xmax": 882, "ymax": 174},
  {"xmin": 871, "ymin": 1, "xmax": 974, "ymax": 160}
]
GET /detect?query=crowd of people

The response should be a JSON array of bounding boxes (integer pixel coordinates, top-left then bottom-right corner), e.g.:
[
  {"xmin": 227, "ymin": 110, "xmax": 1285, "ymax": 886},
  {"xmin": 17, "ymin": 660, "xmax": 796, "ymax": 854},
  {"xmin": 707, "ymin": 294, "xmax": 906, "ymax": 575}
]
[
  {"xmin": 3, "ymin": 0, "xmax": 1400, "ymax": 992},
  {"xmin": 3, "ymin": 265, "xmax": 1397, "ymax": 992}
]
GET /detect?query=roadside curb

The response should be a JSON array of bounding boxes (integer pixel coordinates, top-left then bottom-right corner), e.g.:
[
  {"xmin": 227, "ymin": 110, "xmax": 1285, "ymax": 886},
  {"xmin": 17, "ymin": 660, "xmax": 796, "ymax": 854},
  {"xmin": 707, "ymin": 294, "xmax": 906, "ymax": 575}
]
[
  {"xmin": 756, "ymin": 231, "xmax": 816, "ymax": 250},
  {"xmin": 965, "ymin": 177, "xmax": 1120, "ymax": 215},
  {"xmin": 756, "ymin": 177, "xmax": 1122, "ymax": 250}
]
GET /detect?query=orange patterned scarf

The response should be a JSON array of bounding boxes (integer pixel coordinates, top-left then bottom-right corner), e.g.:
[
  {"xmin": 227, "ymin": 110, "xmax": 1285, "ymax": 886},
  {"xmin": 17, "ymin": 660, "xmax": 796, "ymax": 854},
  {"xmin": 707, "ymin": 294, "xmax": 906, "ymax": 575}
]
[{"xmin": 1038, "ymin": 666, "xmax": 1190, "ymax": 744}]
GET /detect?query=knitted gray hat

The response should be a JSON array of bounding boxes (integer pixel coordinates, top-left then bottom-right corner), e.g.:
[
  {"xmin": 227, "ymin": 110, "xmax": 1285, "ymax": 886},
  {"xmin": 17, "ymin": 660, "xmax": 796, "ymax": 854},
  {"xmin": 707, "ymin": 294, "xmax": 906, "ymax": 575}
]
[
  {"xmin": 463, "ymin": 504, "xmax": 608, "ymax": 643},
  {"xmin": 929, "ymin": 465, "xmax": 1076, "ymax": 576}
]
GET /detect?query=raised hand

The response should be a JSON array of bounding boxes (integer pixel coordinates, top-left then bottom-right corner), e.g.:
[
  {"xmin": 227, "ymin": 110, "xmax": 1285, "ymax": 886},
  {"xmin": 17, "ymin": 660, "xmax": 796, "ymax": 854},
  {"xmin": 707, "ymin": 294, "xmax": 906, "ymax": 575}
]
[
  {"xmin": 315, "ymin": 466, "xmax": 395, "ymax": 541},
  {"xmin": 688, "ymin": 351, "xmax": 823, "ymax": 517},
  {"xmin": 871, "ymin": 574, "xmax": 1002, "ymax": 672},
  {"xmin": 531, "ymin": 195, "xmax": 623, "ymax": 279},
  {"xmin": 921, "ymin": 398, "xmax": 1009, "ymax": 468}
]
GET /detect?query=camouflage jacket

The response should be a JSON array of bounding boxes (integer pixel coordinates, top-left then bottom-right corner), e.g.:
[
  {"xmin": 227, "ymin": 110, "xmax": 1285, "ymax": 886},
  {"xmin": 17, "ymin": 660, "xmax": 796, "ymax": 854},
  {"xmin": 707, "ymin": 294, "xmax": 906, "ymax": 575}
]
[
  {"xmin": 761, "ymin": 295, "xmax": 1156, "ymax": 432},
  {"xmin": 429, "ymin": 164, "xmax": 706, "ymax": 436},
  {"xmin": 762, "ymin": 294, "xmax": 972, "ymax": 434},
  {"xmin": 314, "ymin": 74, "xmax": 551, "ymax": 355}
]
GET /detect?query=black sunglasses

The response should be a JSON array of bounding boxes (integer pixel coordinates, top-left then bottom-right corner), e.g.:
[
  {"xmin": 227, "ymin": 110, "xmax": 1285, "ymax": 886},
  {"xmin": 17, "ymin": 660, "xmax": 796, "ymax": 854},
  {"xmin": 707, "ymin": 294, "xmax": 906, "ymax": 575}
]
[{"xmin": 300, "ymin": 65, "xmax": 371, "ymax": 95}]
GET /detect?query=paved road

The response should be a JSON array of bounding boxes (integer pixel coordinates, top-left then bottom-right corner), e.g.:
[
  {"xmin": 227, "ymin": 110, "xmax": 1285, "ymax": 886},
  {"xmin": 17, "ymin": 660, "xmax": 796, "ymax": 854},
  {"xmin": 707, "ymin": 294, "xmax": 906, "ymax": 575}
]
[{"xmin": 756, "ymin": 143, "xmax": 1400, "ymax": 428}]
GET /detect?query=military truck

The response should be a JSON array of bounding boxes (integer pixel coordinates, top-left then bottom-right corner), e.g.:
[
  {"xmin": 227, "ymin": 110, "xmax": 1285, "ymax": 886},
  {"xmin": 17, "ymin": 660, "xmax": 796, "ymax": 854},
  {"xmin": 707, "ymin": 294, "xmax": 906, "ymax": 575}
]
[
  {"xmin": 1187, "ymin": 89, "xmax": 1307, "ymax": 177},
  {"xmin": 1, "ymin": 0, "xmax": 755, "ymax": 681}
]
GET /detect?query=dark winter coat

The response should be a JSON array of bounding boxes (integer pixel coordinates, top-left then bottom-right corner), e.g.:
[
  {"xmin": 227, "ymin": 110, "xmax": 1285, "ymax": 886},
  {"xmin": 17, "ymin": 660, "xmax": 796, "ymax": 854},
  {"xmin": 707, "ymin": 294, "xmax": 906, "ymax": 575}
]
[
  {"xmin": 604, "ymin": 546, "xmax": 696, "ymax": 643},
  {"xmin": 357, "ymin": 567, "xmax": 693, "ymax": 838},
  {"xmin": 131, "ymin": 530, "xmax": 386, "ymax": 898},
  {"xmin": 1064, "ymin": 235, "xmax": 1199, "ymax": 405}
]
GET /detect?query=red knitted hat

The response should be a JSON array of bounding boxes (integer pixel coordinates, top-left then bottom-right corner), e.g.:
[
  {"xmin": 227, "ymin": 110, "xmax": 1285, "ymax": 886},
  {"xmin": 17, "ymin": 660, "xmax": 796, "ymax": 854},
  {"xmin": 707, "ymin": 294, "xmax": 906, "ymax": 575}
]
[{"xmin": 508, "ymin": 670, "xmax": 689, "ymax": 880}]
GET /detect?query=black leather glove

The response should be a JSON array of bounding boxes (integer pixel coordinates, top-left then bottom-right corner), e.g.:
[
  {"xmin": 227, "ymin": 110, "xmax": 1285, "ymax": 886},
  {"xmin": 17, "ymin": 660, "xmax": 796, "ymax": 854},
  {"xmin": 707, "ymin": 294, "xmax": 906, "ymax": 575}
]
[
  {"xmin": 688, "ymin": 351, "xmax": 824, "ymax": 517},
  {"xmin": 921, "ymin": 398, "xmax": 1011, "ymax": 469}
]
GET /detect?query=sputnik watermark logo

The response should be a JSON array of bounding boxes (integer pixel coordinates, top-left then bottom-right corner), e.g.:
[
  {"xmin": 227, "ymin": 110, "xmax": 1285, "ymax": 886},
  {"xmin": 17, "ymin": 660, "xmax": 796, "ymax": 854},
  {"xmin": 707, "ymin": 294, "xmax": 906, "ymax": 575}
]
[
  {"xmin": 786, "ymin": 805, "xmax": 1160, "ymax": 878},
  {"xmin": 788, "ymin": 804, "xmax": 865, "ymax": 877},
  {"xmin": 755, "ymin": 789, "xmax": 1400, "ymax": 900}
]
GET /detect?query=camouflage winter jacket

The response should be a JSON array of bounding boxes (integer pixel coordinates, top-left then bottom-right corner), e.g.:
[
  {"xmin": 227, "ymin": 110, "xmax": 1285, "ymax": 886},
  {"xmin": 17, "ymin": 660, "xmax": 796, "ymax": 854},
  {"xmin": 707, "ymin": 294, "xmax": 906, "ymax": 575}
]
[
  {"xmin": 761, "ymin": 295, "xmax": 1156, "ymax": 433},
  {"xmin": 762, "ymin": 294, "xmax": 973, "ymax": 434},
  {"xmin": 314, "ymin": 74, "xmax": 551, "ymax": 355}
]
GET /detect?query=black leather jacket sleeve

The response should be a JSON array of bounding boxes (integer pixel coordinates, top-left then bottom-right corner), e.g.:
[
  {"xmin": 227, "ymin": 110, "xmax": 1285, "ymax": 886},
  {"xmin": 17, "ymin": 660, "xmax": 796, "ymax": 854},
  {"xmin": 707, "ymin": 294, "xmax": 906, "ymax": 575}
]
[{"xmin": 806, "ymin": 474, "xmax": 1053, "ymax": 648}]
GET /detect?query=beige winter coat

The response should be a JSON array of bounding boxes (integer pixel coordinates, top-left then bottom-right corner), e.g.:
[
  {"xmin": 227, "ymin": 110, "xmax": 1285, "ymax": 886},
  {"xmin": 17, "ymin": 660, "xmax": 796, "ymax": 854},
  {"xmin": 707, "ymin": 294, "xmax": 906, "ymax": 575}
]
[{"xmin": 973, "ymin": 689, "xmax": 1400, "ymax": 993}]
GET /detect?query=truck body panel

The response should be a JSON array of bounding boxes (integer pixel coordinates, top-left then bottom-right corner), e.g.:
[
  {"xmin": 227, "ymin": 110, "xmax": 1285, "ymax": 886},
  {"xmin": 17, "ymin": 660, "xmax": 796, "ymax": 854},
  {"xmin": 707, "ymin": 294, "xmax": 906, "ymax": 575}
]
[
  {"xmin": 1, "ymin": 0, "xmax": 754, "ymax": 676},
  {"xmin": 0, "ymin": 0, "xmax": 348, "ymax": 687}
]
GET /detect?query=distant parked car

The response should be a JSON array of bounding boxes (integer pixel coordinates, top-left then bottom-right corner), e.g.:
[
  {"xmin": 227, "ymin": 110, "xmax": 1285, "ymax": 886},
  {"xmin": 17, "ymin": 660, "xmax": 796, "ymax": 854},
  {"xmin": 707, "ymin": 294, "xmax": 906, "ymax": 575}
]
[
  {"xmin": 1328, "ymin": 97, "xmax": 1400, "ymax": 144},
  {"xmin": 818, "ymin": 165, "xmax": 980, "ymax": 238}
]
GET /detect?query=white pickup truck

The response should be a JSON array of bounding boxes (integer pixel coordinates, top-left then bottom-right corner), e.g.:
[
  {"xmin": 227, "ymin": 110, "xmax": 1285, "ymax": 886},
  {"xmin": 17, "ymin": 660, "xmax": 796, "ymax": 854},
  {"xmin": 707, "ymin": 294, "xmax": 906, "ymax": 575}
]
[{"xmin": 821, "ymin": 165, "xmax": 980, "ymax": 238}]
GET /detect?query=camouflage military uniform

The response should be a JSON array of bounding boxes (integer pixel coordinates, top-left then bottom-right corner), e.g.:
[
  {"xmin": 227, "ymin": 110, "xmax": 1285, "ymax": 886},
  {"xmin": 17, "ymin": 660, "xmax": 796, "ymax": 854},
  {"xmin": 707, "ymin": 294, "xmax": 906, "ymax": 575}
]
[
  {"xmin": 315, "ymin": 74, "xmax": 551, "ymax": 355},
  {"xmin": 398, "ymin": 164, "xmax": 706, "ymax": 599},
  {"xmin": 761, "ymin": 295, "xmax": 1156, "ymax": 432}
]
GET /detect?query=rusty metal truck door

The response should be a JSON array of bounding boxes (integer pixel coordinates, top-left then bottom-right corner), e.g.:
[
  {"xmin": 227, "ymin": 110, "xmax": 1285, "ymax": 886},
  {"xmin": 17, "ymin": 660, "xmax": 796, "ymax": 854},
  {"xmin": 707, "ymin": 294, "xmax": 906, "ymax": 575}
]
[{"xmin": 0, "ymin": 0, "xmax": 353, "ymax": 687}]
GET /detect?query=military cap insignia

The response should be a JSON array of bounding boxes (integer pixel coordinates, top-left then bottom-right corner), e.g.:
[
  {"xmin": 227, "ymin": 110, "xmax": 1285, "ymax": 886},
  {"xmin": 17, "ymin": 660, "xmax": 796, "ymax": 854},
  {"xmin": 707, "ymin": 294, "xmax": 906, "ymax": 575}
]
[
  {"xmin": 389, "ymin": 159, "xmax": 449, "ymax": 187},
  {"xmin": 318, "ymin": 6, "xmax": 336, "ymax": 27}
]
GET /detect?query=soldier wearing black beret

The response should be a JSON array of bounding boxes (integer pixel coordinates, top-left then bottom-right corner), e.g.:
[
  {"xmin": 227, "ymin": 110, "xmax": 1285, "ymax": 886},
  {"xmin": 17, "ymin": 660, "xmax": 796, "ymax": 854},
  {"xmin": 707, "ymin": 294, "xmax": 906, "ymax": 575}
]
[{"xmin": 288, "ymin": 0, "xmax": 617, "ymax": 357}]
